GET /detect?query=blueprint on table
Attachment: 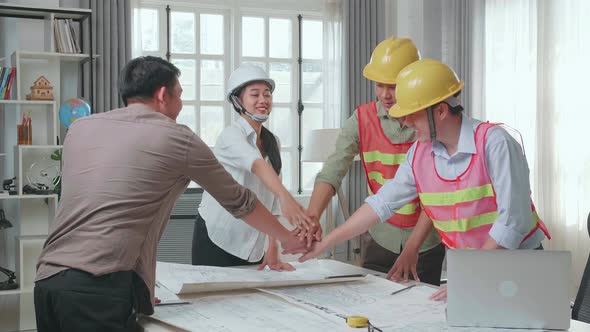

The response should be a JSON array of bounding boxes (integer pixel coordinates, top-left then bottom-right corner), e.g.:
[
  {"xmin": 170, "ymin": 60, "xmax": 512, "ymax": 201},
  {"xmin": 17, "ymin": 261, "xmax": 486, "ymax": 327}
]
[
  {"xmin": 259, "ymin": 275, "xmax": 447, "ymax": 329},
  {"xmin": 149, "ymin": 290, "xmax": 347, "ymax": 331},
  {"xmin": 151, "ymin": 270, "xmax": 559, "ymax": 332},
  {"xmin": 259, "ymin": 276, "xmax": 554, "ymax": 332},
  {"xmin": 156, "ymin": 259, "xmax": 364, "ymax": 294}
]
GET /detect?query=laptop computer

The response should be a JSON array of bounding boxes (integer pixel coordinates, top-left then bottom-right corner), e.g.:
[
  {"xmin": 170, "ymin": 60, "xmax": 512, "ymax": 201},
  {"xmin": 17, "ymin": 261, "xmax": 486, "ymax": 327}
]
[{"xmin": 446, "ymin": 249, "xmax": 571, "ymax": 330}]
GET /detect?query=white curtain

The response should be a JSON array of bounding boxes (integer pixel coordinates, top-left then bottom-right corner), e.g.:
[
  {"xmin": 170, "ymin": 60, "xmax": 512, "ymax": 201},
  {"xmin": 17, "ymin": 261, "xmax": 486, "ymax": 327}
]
[
  {"xmin": 322, "ymin": 0, "xmax": 343, "ymax": 129},
  {"xmin": 481, "ymin": 0, "xmax": 590, "ymax": 294},
  {"xmin": 440, "ymin": 0, "xmax": 485, "ymax": 119},
  {"xmin": 81, "ymin": 0, "xmax": 132, "ymax": 112}
]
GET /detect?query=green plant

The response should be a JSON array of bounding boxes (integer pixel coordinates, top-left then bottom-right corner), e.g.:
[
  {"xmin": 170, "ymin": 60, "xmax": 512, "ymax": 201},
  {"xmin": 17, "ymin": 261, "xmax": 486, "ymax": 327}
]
[{"xmin": 50, "ymin": 149, "xmax": 62, "ymax": 198}]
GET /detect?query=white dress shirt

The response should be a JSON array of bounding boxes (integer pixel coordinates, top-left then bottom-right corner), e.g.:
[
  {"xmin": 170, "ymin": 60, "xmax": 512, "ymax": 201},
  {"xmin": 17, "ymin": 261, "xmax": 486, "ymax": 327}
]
[
  {"xmin": 199, "ymin": 117, "xmax": 281, "ymax": 261},
  {"xmin": 365, "ymin": 114, "xmax": 545, "ymax": 249}
]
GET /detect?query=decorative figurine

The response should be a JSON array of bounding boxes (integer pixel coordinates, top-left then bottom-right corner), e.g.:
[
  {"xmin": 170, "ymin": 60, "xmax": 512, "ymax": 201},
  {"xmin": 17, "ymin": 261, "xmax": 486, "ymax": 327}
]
[{"xmin": 26, "ymin": 75, "xmax": 54, "ymax": 100}]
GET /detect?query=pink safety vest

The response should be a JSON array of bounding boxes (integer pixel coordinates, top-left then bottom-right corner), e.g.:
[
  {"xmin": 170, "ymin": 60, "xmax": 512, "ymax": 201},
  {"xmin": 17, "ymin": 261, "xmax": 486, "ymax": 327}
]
[
  {"xmin": 358, "ymin": 102, "xmax": 421, "ymax": 228},
  {"xmin": 411, "ymin": 122, "xmax": 550, "ymax": 248}
]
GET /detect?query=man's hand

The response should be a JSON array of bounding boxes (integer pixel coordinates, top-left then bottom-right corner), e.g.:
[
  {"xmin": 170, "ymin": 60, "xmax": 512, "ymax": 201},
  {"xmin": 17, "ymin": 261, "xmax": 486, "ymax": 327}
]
[
  {"xmin": 294, "ymin": 211, "xmax": 323, "ymax": 248},
  {"xmin": 386, "ymin": 247, "xmax": 419, "ymax": 283},
  {"xmin": 307, "ymin": 212, "xmax": 323, "ymax": 242},
  {"xmin": 298, "ymin": 240, "xmax": 328, "ymax": 262},
  {"xmin": 295, "ymin": 219, "xmax": 322, "ymax": 248},
  {"xmin": 429, "ymin": 284, "xmax": 447, "ymax": 302},
  {"xmin": 280, "ymin": 229, "xmax": 310, "ymax": 254}
]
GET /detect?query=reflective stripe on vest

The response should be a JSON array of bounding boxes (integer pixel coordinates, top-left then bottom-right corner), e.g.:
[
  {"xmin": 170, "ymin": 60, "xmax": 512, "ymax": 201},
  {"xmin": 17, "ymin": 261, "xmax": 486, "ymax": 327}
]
[
  {"xmin": 363, "ymin": 151, "xmax": 407, "ymax": 166},
  {"xmin": 367, "ymin": 184, "xmax": 419, "ymax": 216},
  {"xmin": 358, "ymin": 101, "xmax": 419, "ymax": 228},
  {"xmin": 412, "ymin": 122, "xmax": 550, "ymax": 248}
]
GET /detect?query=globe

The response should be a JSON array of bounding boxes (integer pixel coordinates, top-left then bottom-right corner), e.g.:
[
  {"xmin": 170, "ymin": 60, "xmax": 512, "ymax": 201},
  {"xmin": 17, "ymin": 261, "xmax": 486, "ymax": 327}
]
[{"xmin": 59, "ymin": 98, "xmax": 91, "ymax": 128}]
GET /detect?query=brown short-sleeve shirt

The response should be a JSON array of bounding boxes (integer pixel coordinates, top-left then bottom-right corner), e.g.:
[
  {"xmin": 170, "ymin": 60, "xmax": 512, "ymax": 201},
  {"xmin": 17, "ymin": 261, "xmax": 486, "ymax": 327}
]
[{"xmin": 35, "ymin": 104, "xmax": 256, "ymax": 314}]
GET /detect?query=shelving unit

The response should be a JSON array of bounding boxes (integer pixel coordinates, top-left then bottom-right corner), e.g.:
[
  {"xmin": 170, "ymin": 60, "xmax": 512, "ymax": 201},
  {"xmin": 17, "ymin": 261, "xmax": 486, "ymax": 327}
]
[
  {"xmin": 17, "ymin": 50, "xmax": 97, "ymax": 63},
  {"xmin": 0, "ymin": 3, "xmax": 94, "ymax": 109},
  {"xmin": 0, "ymin": 3, "xmax": 93, "ymax": 301}
]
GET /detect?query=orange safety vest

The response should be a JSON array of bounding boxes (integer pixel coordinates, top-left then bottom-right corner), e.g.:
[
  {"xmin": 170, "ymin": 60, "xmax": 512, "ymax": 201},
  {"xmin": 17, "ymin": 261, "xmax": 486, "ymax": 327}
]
[
  {"xmin": 411, "ymin": 122, "xmax": 550, "ymax": 248},
  {"xmin": 358, "ymin": 101, "xmax": 421, "ymax": 228}
]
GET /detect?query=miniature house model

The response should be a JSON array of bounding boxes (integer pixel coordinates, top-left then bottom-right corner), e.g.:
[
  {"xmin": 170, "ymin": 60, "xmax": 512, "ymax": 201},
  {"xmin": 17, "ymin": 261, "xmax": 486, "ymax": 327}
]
[{"xmin": 26, "ymin": 76, "xmax": 54, "ymax": 100}]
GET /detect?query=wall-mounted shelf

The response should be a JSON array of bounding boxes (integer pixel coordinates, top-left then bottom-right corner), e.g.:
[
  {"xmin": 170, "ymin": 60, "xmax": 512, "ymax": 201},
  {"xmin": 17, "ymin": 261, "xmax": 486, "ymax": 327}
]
[
  {"xmin": 0, "ymin": 3, "xmax": 90, "ymax": 21},
  {"xmin": 16, "ymin": 145, "xmax": 61, "ymax": 150},
  {"xmin": 0, "ymin": 194, "xmax": 58, "ymax": 200},
  {"xmin": 0, "ymin": 100, "xmax": 55, "ymax": 105},
  {"xmin": 16, "ymin": 51, "xmax": 99, "ymax": 64}
]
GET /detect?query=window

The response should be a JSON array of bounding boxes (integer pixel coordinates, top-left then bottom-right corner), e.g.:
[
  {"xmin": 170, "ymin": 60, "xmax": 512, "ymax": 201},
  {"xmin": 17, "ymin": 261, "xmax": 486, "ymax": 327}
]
[{"xmin": 132, "ymin": 1, "xmax": 337, "ymax": 193}]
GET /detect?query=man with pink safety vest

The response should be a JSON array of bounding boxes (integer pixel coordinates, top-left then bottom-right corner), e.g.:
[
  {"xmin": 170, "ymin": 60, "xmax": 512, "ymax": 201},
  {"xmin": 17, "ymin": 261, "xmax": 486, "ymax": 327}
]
[
  {"xmin": 299, "ymin": 59, "xmax": 550, "ymax": 301},
  {"xmin": 305, "ymin": 37, "xmax": 445, "ymax": 286}
]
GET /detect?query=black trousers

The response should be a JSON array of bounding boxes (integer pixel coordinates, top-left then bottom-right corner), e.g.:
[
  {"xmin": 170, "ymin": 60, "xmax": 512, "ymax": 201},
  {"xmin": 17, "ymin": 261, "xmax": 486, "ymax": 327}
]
[
  {"xmin": 360, "ymin": 233, "xmax": 446, "ymax": 286},
  {"xmin": 192, "ymin": 214, "xmax": 262, "ymax": 267},
  {"xmin": 34, "ymin": 269, "xmax": 138, "ymax": 332}
]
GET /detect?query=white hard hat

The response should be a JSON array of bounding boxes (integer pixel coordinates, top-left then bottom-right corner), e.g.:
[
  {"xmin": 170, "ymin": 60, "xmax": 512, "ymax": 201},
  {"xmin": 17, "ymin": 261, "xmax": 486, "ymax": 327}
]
[{"xmin": 226, "ymin": 64, "xmax": 275, "ymax": 102}]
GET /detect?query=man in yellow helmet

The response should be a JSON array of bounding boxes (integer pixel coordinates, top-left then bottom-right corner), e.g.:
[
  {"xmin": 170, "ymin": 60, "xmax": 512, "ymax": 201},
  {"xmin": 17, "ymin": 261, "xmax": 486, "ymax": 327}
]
[
  {"xmin": 305, "ymin": 38, "xmax": 445, "ymax": 285},
  {"xmin": 298, "ymin": 59, "xmax": 550, "ymax": 301}
]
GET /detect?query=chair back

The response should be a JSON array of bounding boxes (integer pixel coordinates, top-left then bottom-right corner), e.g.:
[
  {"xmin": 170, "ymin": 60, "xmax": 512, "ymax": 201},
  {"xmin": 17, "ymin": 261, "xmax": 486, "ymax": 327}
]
[{"xmin": 572, "ymin": 212, "xmax": 590, "ymax": 322}]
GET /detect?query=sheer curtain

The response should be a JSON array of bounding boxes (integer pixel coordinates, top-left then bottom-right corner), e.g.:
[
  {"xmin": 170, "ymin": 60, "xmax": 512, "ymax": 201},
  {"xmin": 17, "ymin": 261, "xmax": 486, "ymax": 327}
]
[
  {"xmin": 482, "ymin": 0, "xmax": 590, "ymax": 293},
  {"xmin": 322, "ymin": 0, "xmax": 344, "ymax": 130},
  {"xmin": 536, "ymin": 0, "xmax": 590, "ymax": 292}
]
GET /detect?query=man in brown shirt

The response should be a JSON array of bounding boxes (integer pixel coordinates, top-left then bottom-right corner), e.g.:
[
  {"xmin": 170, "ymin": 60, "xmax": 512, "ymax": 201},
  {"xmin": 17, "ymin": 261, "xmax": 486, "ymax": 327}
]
[{"xmin": 33, "ymin": 56, "xmax": 307, "ymax": 332}]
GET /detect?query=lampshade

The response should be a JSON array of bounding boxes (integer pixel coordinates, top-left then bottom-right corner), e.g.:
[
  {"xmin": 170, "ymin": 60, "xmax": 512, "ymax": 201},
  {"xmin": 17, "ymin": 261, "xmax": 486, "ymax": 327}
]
[{"xmin": 302, "ymin": 128, "xmax": 360, "ymax": 162}]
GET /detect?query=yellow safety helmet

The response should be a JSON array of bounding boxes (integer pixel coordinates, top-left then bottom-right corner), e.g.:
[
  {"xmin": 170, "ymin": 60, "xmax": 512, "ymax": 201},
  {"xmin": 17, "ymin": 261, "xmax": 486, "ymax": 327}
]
[
  {"xmin": 363, "ymin": 37, "xmax": 420, "ymax": 84},
  {"xmin": 389, "ymin": 59, "xmax": 464, "ymax": 118}
]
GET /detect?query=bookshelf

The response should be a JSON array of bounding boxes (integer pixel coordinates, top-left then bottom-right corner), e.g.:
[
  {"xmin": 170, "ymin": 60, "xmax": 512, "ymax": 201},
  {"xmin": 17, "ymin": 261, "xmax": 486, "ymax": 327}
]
[
  {"xmin": 0, "ymin": 3, "xmax": 93, "ymax": 301},
  {"xmin": 0, "ymin": 3, "xmax": 94, "ymax": 108}
]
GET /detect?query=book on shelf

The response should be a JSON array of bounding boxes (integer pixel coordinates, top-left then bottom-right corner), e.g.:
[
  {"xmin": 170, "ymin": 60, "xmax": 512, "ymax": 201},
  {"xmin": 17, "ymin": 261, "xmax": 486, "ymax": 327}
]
[
  {"xmin": 53, "ymin": 19, "xmax": 81, "ymax": 54},
  {"xmin": 0, "ymin": 67, "xmax": 16, "ymax": 100}
]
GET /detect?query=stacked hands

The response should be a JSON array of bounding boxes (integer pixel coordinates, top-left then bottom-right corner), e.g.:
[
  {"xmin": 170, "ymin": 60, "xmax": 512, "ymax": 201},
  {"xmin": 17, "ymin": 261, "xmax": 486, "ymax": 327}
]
[
  {"xmin": 273, "ymin": 194, "xmax": 323, "ymax": 257},
  {"xmin": 257, "ymin": 195, "xmax": 321, "ymax": 272},
  {"xmin": 270, "ymin": 197, "xmax": 447, "ymax": 300}
]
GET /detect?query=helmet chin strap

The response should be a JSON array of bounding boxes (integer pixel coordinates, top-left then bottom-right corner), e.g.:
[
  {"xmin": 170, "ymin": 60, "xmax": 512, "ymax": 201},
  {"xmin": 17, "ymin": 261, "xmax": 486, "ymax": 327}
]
[
  {"xmin": 427, "ymin": 106, "xmax": 437, "ymax": 142},
  {"xmin": 244, "ymin": 111, "xmax": 269, "ymax": 123},
  {"xmin": 230, "ymin": 95, "xmax": 268, "ymax": 123}
]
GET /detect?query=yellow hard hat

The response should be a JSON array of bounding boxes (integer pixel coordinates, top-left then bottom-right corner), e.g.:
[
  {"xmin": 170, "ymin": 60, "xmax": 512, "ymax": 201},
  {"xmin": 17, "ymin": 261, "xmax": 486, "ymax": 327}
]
[
  {"xmin": 389, "ymin": 59, "xmax": 464, "ymax": 118},
  {"xmin": 363, "ymin": 37, "xmax": 420, "ymax": 84}
]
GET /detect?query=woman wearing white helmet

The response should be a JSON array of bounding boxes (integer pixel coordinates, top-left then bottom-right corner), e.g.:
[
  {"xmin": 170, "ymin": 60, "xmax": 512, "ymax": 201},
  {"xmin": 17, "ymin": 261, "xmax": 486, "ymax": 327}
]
[{"xmin": 193, "ymin": 64, "xmax": 313, "ymax": 270}]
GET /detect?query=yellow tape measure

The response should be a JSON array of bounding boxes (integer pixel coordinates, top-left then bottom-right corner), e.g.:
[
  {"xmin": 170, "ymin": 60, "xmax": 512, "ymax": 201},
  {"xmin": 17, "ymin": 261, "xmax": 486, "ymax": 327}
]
[{"xmin": 346, "ymin": 316, "xmax": 369, "ymax": 328}]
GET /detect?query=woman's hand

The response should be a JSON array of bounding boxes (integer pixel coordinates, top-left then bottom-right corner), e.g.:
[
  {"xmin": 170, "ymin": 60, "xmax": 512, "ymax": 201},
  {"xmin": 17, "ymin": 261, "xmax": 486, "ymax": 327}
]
[
  {"xmin": 258, "ymin": 242, "xmax": 295, "ymax": 271},
  {"xmin": 278, "ymin": 193, "xmax": 312, "ymax": 229},
  {"xmin": 294, "ymin": 218, "xmax": 322, "ymax": 249}
]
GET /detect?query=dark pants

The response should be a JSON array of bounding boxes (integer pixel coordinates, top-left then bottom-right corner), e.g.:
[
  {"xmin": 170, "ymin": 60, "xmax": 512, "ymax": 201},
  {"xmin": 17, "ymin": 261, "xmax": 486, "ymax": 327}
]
[
  {"xmin": 34, "ymin": 269, "xmax": 138, "ymax": 332},
  {"xmin": 192, "ymin": 214, "xmax": 262, "ymax": 267},
  {"xmin": 360, "ymin": 233, "xmax": 446, "ymax": 286}
]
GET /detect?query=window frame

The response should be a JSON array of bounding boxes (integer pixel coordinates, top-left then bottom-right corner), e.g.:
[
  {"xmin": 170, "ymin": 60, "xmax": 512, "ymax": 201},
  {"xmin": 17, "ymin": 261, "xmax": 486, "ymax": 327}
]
[{"xmin": 133, "ymin": 0, "xmax": 327, "ymax": 193}]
